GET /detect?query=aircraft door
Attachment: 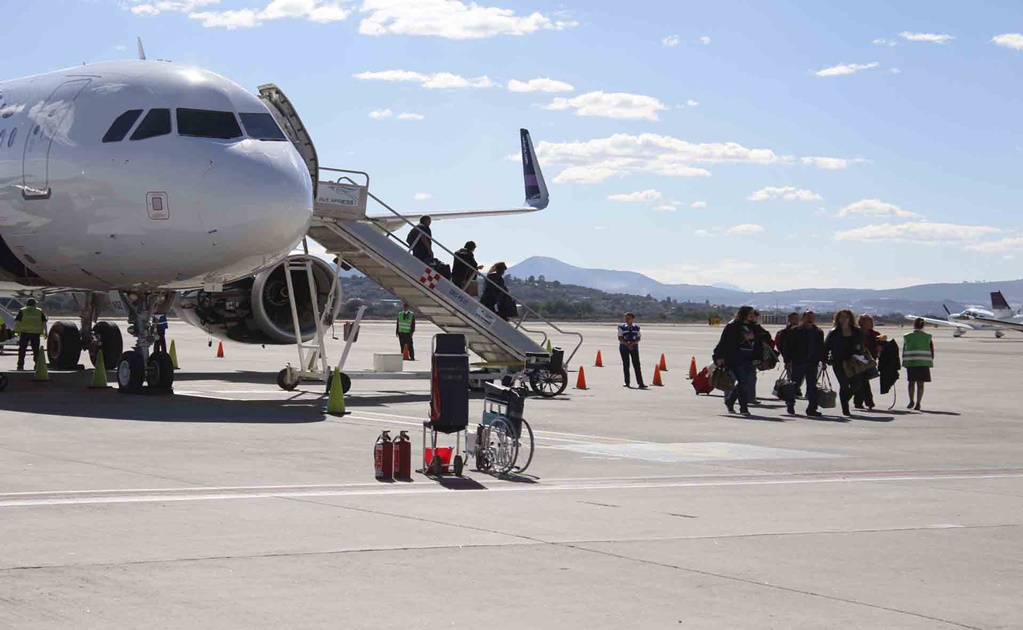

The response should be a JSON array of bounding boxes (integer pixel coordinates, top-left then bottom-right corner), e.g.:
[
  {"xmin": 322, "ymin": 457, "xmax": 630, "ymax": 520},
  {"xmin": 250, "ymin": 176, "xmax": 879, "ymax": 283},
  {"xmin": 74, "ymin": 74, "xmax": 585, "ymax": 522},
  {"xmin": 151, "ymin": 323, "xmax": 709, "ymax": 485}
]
[{"xmin": 21, "ymin": 79, "xmax": 91, "ymax": 199}]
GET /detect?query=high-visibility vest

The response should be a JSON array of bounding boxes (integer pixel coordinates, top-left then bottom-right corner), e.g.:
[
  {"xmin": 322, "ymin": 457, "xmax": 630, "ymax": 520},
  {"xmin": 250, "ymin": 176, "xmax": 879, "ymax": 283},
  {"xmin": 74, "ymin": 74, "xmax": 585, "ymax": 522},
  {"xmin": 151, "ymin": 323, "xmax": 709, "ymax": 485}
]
[
  {"xmin": 902, "ymin": 330, "xmax": 933, "ymax": 367},
  {"xmin": 397, "ymin": 311, "xmax": 414, "ymax": 334},
  {"xmin": 14, "ymin": 306, "xmax": 45, "ymax": 334}
]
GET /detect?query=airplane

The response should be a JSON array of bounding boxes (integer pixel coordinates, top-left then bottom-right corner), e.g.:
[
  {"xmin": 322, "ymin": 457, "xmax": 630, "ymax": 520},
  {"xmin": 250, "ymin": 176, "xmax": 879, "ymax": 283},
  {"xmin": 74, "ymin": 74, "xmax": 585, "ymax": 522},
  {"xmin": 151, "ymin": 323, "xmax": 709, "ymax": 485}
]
[
  {"xmin": 907, "ymin": 291, "xmax": 1023, "ymax": 338},
  {"xmin": 0, "ymin": 57, "xmax": 547, "ymax": 393}
]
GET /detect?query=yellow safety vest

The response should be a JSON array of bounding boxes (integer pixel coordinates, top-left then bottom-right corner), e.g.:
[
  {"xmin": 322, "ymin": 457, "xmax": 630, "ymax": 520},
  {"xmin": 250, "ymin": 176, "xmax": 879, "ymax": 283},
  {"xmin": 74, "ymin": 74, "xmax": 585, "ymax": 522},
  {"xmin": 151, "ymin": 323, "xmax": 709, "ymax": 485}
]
[
  {"xmin": 14, "ymin": 306, "xmax": 44, "ymax": 334},
  {"xmin": 397, "ymin": 311, "xmax": 414, "ymax": 334}
]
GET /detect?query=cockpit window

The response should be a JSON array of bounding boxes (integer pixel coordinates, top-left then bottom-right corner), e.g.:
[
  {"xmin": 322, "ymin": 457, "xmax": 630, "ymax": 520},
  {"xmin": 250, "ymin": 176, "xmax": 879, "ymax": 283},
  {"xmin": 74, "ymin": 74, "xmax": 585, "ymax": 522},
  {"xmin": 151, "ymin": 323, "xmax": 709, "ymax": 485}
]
[
  {"xmin": 102, "ymin": 109, "xmax": 143, "ymax": 143},
  {"xmin": 131, "ymin": 108, "xmax": 171, "ymax": 141},
  {"xmin": 177, "ymin": 108, "xmax": 242, "ymax": 140},
  {"xmin": 239, "ymin": 113, "xmax": 287, "ymax": 141}
]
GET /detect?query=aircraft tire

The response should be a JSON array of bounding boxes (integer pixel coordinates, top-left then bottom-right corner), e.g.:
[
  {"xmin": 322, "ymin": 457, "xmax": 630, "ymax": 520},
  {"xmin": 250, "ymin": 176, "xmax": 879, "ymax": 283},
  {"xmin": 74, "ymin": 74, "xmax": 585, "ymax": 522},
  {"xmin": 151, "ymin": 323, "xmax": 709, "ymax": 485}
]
[{"xmin": 47, "ymin": 322, "xmax": 82, "ymax": 370}]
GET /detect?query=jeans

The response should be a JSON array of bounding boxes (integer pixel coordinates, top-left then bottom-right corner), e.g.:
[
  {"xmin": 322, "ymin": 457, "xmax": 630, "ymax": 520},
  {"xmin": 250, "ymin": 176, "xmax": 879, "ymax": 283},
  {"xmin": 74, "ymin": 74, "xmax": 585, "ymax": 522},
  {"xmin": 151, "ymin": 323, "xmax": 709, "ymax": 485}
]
[
  {"xmin": 787, "ymin": 362, "xmax": 819, "ymax": 411},
  {"xmin": 725, "ymin": 364, "xmax": 755, "ymax": 409},
  {"xmin": 398, "ymin": 332, "xmax": 415, "ymax": 360},
  {"xmin": 619, "ymin": 346, "xmax": 644, "ymax": 386},
  {"xmin": 17, "ymin": 333, "xmax": 40, "ymax": 370}
]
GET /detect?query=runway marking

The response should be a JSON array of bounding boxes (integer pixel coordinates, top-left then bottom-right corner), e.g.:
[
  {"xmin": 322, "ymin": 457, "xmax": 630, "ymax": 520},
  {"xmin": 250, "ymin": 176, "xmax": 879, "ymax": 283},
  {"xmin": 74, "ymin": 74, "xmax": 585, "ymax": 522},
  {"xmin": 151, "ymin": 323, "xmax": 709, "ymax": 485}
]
[{"xmin": 1, "ymin": 469, "xmax": 1021, "ymax": 509}]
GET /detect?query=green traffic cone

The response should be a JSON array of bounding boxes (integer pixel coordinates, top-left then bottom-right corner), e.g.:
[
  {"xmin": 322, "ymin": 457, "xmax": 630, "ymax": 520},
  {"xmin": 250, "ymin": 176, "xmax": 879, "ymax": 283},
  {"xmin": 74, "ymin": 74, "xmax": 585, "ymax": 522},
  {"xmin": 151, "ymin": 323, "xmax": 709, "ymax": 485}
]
[
  {"xmin": 33, "ymin": 346, "xmax": 49, "ymax": 381},
  {"xmin": 89, "ymin": 349, "xmax": 109, "ymax": 389},
  {"xmin": 169, "ymin": 339, "xmax": 179, "ymax": 369},
  {"xmin": 546, "ymin": 339, "xmax": 553, "ymax": 354},
  {"xmin": 325, "ymin": 367, "xmax": 347, "ymax": 416}
]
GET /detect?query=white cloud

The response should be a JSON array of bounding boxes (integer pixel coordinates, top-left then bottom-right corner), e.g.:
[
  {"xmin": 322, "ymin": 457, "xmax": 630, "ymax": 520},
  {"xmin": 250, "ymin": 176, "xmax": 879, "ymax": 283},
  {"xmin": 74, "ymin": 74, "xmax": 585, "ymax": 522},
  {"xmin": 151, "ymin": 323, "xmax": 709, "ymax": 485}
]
[
  {"xmin": 992, "ymin": 33, "xmax": 1023, "ymax": 50},
  {"xmin": 128, "ymin": 0, "xmax": 218, "ymax": 16},
  {"xmin": 653, "ymin": 204, "xmax": 679, "ymax": 212},
  {"xmin": 838, "ymin": 199, "xmax": 922, "ymax": 219},
  {"xmin": 354, "ymin": 70, "xmax": 494, "ymax": 89},
  {"xmin": 533, "ymin": 133, "xmax": 788, "ymax": 184},
  {"xmin": 967, "ymin": 236, "xmax": 1023, "ymax": 253},
  {"xmin": 507, "ymin": 77, "xmax": 574, "ymax": 93},
  {"xmin": 835, "ymin": 222, "xmax": 1001, "ymax": 244},
  {"xmin": 189, "ymin": 8, "xmax": 263, "ymax": 27},
  {"xmin": 749, "ymin": 186, "xmax": 822, "ymax": 202},
  {"xmin": 900, "ymin": 31, "xmax": 954, "ymax": 44},
  {"xmin": 690, "ymin": 201, "xmax": 707, "ymax": 209},
  {"xmin": 873, "ymin": 38, "xmax": 897, "ymax": 47},
  {"xmin": 414, "ymin": 192, "xmax": 433, "ymax": 201},
  {"xmin": 663, "ymin": 34, "xmax": 680, "ymax": 48},
  {"xmin": 397, "ymin": 112, "xmax": 425, "ymax": 120},
  {"xmin": 815, "ymin": 62, "xmax": 879, "ymax": 77},
  {"xmin": 114, "ymin": 44, "xmax": 128, "ymax": 51},
  {"xmin": 608, "ymin": 189, "xmax": 663, "ymax": 202},
  {"xmin": 685, "ymin": 99, "xmax": 699, "ymax": 107},
  {"xmin": 727, "ymin": 224, "xmax": 765, "ymax": 236},
  {"xmin": 185, "ymin": 0, "xmax": 350, "ymax": 28},
  {"xmin": 545, "ymin": 91, "xmax": 668, "ymax": 121},
  {"xmin": 699, "ymin": 36, "xmax": 711, "ymax": 45},
  {"xmin": 694, "ymin": 229, "xmax": 712, "ymax": 237},
  {"xmin": 358, "ymin": 0, "xmax": 577, "ymax": 39},
  {"xmin": 889, "ymin": 68, "xmax": 902, "ymax": 75},
  {"xmin": 800, "ymin": 156, "xmax": 865, "ymax": 170},
  {"xmin": 369, "ymin": 108, "xmax": 394, "ymax": 119}
]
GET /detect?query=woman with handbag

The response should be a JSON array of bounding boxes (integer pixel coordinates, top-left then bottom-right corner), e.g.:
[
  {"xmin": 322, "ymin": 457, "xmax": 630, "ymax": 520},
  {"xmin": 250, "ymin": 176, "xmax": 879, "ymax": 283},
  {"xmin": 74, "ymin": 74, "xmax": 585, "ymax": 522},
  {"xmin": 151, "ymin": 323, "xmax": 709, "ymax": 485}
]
[
  {"xmin": 480, "ymin": 262, "xmax": 516, "ymax": 322},
  {"xmin": 824, "ymin": 309, "xmax": 873, "ymax": 417},
  {"xmin": 713, "ymin": 305, "xmax": 757, "ymax": 415},
  {"xmin": 854, "ymin": 314, "xmax": 883, "ymax": 410}
]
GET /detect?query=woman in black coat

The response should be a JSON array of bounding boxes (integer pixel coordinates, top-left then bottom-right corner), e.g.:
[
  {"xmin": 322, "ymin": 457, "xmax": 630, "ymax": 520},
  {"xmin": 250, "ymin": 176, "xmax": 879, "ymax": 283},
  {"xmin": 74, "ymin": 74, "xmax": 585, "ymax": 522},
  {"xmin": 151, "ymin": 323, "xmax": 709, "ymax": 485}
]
[
  {"xmin": 824, "ymin": 309, "xmax": 871, "ymax": 417},
  {"xmin": 480, "ymin": 262, "xmax": 517, "ymax": 321}
]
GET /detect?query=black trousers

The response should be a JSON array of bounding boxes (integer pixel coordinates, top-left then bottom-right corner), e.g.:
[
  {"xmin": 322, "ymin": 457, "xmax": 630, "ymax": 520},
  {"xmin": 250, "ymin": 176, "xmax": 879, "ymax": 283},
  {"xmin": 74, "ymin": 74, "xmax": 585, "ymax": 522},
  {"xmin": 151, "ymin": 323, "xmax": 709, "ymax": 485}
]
[
  {"xmin": 833, "ymin": 369, "xmax": 859, "ymax": 414},
  {"xmin": 17, "ymin": 333, "xmax": 40, "ymax": 369},
  {"xmin": 853, "ymin": 378, "xmax": 875, "ymax": 408},
  {"xmin": 619, "ymin": 346, "xmax": 644, "ymax": 386},
  {"xmin": 154, "ymin": 330, "xmax": 167, "ymax": 354},
  {"xmin": 398, "ymin": 332, "xmax": 415, "ymax": 360}
]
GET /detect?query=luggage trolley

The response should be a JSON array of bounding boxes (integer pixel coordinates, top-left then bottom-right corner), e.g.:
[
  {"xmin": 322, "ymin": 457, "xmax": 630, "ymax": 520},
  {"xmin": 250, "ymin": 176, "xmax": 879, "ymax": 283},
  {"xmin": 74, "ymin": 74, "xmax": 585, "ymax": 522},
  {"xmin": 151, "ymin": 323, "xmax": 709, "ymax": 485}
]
[
  {"xmin": 421, "ymin": 334, "xmax": 470, "ymax": 477},
  {"xmin": 472, "ymin": 379, "xmax": 535, "ymax": 476}
]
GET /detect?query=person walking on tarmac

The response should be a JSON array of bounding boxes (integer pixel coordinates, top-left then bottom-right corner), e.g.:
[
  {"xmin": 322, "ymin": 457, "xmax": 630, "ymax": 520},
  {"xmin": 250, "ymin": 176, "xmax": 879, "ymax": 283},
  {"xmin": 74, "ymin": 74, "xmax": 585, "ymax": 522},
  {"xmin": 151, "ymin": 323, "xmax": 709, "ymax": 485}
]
[
  {"xmin": 14, "ymin": 298, "xmax": 47, "ymax": 371},
  {"xmin": 618, "ymin": 312, "xmax": 646, "ymax": 389},
  {"xmin": 903, "ymin": 318, "xmax": 935, "ymax": 411},
  {"xmin": 153, "ymin": 313, "xmax": 169, "ymax": 355},
  {"xmin": 396, "ymin": 304, "xmax": 416, "ymax": 361},
  {"xmin": 781, "ymin": 310, "xmax": 825, "ymax": 417},
  {"xmin": 713, "ymin": 305, "xmax": 757, "ymax": 415}
]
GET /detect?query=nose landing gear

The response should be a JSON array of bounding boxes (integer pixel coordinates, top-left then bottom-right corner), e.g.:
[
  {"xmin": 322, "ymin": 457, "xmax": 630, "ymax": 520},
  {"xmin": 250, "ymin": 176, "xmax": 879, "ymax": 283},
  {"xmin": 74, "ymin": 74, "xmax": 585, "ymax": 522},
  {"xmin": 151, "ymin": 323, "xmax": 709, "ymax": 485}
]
[{"xmin": 117, "ymin": 292, "xmax": 174, "ymax": 394}]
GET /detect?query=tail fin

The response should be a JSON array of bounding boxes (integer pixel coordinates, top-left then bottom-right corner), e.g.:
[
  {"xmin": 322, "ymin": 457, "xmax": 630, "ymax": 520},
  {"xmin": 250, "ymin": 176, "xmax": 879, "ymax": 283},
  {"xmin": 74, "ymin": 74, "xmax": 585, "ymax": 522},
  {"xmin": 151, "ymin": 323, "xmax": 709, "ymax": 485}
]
[
  {"xmin": 991, "ymin": 291, "xmax": 1010, "ymax": 313},
  {"xmin": 521, "ymin": 129, "xmax": 549, "ymax": 210}
]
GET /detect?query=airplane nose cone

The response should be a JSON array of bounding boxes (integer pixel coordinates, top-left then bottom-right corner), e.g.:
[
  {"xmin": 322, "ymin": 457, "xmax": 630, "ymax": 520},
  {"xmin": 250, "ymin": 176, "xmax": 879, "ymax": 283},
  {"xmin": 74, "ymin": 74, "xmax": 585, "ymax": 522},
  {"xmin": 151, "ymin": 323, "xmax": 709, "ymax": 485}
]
[{"xmin": 198, "ymin": 142, "xmax": 313, "ymax": 277}]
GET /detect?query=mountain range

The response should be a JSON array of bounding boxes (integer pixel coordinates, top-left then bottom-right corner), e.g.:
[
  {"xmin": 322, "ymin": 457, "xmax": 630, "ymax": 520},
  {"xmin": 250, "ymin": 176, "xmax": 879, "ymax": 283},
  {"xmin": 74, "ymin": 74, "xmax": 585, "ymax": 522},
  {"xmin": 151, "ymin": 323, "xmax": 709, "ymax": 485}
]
[{"xmin": 507, "ymin": 257, "xmax": 1023, "ymax": 315}]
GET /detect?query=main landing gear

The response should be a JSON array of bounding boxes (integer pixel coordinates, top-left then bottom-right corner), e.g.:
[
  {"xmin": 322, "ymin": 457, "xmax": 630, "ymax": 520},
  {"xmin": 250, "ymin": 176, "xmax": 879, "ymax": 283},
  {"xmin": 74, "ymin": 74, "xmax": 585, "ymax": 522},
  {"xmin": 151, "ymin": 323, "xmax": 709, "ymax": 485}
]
[
  {"xmin": 116, "ymin": 292, "xmax": 174, "ymax": 394},
  {"xmin": 46, "ymin": 292, "xmax": 124, "ymax": 371}
]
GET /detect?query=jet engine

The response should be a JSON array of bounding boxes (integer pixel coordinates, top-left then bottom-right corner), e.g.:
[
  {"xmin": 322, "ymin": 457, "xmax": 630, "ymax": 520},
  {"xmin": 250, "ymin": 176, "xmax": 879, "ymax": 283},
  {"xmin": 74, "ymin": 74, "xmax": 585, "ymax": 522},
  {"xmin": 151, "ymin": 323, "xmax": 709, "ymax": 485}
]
[{"xmin": 175, "ymin": 255, "xmax": 342, "ymax": 345}]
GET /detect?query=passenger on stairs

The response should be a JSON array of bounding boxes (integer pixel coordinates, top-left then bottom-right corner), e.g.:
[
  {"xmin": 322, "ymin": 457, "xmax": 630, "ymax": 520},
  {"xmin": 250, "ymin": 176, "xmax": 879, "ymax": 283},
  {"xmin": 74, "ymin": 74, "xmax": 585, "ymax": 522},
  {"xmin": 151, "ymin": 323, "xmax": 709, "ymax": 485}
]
[
  {"xmin": 481, "ymin": 263, "xmax": 518, "ymax": 321},
  {"xmin": 452, "ymin": 241, "xmax": 483, "ymax": 297},
  {"xmin": 406, "ymin": 216, "xmax": 433, "ymax": 264}
]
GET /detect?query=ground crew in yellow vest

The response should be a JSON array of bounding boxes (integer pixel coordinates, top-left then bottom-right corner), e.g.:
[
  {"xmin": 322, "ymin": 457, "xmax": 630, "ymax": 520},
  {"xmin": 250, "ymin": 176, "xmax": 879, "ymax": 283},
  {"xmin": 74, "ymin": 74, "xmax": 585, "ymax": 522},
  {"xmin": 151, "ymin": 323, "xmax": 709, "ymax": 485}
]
[
  {"xmin": 396, "ymin": 304, "xmax": 416, "ymax": 361},
  {"xmin": 903, "ymin": 318, "xmax": 935, "ymax": 412},
  {"xmin": 14, "ymin": 298, "xmax": 47, "ymax": 371}
]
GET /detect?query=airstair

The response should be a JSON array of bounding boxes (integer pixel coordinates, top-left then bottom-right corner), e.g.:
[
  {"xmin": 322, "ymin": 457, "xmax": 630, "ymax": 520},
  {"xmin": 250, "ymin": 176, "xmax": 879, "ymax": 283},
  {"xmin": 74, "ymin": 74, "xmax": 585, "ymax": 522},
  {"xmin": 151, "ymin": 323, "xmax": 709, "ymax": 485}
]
[{"xmin": 258, "ymin": 84, "xmax": 583, "ymax": 373}]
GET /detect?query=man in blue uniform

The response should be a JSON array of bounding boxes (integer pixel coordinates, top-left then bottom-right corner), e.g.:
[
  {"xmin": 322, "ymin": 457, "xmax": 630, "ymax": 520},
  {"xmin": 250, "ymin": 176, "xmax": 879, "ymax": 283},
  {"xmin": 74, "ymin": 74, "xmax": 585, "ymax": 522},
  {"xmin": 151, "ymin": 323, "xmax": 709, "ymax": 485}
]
[
  {"xmin": 153, "ymin": 313, "xmax": 169, "ymax": 354},
  {"xmin": 618, "ymin": 312, "xmax": 646, "ymax": 389}
]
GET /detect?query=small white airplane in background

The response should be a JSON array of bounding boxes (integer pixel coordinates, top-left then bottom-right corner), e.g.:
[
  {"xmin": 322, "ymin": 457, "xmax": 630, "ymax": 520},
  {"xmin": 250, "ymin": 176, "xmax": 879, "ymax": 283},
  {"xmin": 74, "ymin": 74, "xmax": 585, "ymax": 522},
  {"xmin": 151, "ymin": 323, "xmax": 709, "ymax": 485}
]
[{"xmin": 908, "ymin": 291, "xmax": 1023, "ymax": 338}]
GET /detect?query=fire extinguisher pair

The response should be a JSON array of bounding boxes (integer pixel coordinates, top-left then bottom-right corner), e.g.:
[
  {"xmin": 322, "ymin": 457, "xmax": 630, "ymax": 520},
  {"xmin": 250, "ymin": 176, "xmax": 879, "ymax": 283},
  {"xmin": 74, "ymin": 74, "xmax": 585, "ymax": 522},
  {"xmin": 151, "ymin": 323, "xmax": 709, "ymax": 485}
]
[{"xmin": 375, "ymin": 430, "xmax": 411, "ymax": 481}]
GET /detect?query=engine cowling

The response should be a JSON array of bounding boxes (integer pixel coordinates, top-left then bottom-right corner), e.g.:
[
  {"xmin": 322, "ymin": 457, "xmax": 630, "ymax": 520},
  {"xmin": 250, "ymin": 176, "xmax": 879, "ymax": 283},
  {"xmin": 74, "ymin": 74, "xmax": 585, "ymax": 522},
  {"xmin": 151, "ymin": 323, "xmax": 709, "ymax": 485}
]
[{"xmin": 175, "ymin": 255, "xmax": 342, "ymax": 345}]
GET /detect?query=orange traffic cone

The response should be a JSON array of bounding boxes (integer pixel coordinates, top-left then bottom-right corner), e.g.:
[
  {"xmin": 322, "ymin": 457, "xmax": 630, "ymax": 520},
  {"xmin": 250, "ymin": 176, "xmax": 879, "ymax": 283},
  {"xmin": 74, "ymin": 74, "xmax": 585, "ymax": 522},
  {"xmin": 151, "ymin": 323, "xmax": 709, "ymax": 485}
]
[
  {"xmin": 688, "ymin": 356, "xmax": 698, "ymax": 380},
  {"xmin": 659, "ymin": 354, "xmax": 668, "ymax": 371},
  {"xmin": 403, "ymin": 345, "xmax": 411, "ymax": 360},
  {"xmin": 575, "ymin": 366, "xmax": 588, "ymax": 390},
  {"xmin": 594, "ymin": 350, "xmax": 604, "ymax": 367},
  {"xmin": 652, "ymin": 364, "xmax": 664, "ymax": 386},
  {"xmin": 216, "ymin": 341, "xmax": 224, "ymax": 358}
]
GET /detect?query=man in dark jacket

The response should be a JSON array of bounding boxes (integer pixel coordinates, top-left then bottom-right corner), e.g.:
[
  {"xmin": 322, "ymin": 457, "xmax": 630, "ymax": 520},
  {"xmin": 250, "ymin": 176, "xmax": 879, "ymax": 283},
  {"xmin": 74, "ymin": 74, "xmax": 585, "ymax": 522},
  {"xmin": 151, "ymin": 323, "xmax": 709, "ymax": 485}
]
[
  {"xmin": 452, "ymin": 241, "xmax": 482, "ymax": 297},
  {"xmin": 781, "ymin": 310, "xmax": 825, "ymax": 417},
  {"xmin": 406, "ymin": 216, "xmax": 433, "ymax": 264},
  {"xmin": 713, "ymin": 306, "xmax": 757, "ymax": 415}
]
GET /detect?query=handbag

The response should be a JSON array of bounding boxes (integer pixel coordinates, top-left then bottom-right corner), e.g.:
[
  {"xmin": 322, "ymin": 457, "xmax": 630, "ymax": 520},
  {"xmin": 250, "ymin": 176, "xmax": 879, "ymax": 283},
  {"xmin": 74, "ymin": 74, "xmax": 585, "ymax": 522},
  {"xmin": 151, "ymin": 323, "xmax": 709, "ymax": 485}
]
[
  {"xmin": 710, "ymin": 366, "xmax": 736, "ymax": 392},
  {"xmin": 843, "ymin": 354, "xmax": 874, "ymax": 378},
  {"xmin": 773, "ymin": 370, "xmax": 797, "ymax": 400},
  {"xmin": 817, "ymin": 368, "xmax": 837, "ymax": 409},
  {"xmin": 758, "ymin": 344, "xmax": 780, "ymax": 371}
]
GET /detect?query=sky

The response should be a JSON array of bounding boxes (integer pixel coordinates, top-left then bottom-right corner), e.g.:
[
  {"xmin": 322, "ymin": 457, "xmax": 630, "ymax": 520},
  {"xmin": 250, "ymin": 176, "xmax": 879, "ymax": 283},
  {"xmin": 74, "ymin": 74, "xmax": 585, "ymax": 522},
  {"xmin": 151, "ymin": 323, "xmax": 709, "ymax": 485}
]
[{"xmin": 4, "ymin": 0, "xmax": 1023, "ymax": 291}]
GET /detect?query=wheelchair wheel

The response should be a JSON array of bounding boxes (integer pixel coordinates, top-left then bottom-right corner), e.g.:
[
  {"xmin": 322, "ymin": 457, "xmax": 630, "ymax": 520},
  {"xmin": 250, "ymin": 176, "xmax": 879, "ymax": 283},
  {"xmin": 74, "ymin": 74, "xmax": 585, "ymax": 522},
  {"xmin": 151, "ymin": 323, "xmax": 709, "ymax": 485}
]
[
  {"xmin": 488, "ymin": 417, "xmax": 519, "ymax": 476},
  {"xmin": 529, "ymin": 368, "xmax": 568, "ymax": 398},
  {"xmin": 514, "ymin": 419, "xmax": 535, "ymax": 474}
]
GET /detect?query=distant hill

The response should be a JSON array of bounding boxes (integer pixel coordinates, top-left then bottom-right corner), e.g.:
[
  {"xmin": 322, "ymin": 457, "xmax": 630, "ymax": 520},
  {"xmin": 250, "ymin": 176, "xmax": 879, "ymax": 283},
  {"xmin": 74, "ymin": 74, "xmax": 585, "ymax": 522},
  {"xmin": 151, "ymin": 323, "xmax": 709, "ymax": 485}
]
[{"xmin": 508, "ymin": 256, "xmax": 1023, "ymax": 316}]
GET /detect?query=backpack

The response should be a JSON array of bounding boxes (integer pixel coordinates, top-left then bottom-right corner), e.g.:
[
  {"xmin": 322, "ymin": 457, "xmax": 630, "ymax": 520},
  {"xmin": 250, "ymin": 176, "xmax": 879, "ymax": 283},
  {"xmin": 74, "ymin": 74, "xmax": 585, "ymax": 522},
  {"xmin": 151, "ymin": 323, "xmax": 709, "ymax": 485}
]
[{"xmin": 691, "ymin": 367, "xmax": 713, "ymax": 395}]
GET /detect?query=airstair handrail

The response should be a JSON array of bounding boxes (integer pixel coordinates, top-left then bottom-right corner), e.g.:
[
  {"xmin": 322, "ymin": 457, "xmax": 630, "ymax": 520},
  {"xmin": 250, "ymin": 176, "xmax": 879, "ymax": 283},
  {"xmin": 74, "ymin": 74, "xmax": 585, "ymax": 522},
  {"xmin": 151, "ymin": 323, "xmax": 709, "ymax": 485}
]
[{"xmin": 323, "ymin": 171, "xmax": 584, "ymax": 367}]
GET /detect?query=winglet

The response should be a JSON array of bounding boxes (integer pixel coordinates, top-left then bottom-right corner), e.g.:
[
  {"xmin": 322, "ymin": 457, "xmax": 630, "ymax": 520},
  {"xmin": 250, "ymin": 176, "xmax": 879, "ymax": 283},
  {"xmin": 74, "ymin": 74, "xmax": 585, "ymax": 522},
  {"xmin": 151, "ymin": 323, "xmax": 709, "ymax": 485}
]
[
  {"xmin": 521, "ymin": 128, "xmax": 549, "ymax": 210},
  {"xmin": 137, "ymin": 37, "xmax": 147, "ymax": 61}
]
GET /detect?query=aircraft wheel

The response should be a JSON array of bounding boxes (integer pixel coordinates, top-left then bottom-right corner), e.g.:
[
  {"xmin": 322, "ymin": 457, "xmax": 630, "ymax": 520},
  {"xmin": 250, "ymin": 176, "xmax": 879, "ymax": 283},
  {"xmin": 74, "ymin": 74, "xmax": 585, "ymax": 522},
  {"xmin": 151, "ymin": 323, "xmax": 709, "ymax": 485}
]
[
  {"xmin": 996, "ymin": 331, "xmax": 1005, "ymax": 339},
  {"xmin": 277, "ymin": 368, "xmax": 299, "ymax": 391},
  {"xmin": 146, "ymin": 351, "xmax": 174, "ymax": 390},
  {"xmin": 117, "ymin": 351, "xmax": 145, "ymax": 394},
  {"xmin": 47, "ymin": 322, "xmax": 82, "ymax": 369},
  {"xmin": 324, "ymin": 371, "xmax": 352, "ymax": 395},
  {"xmin": 90, "ymin": 322, "xmax": 123, "ymax": 369}
]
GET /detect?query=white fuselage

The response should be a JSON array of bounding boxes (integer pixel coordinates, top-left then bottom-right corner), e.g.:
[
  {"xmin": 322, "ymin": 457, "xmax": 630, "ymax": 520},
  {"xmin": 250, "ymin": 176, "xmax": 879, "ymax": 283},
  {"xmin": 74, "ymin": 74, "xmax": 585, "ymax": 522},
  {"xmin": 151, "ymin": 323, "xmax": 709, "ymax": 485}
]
[{"xmin": 0, "ymin": 60, "xmax": 312, "ymax": 292}]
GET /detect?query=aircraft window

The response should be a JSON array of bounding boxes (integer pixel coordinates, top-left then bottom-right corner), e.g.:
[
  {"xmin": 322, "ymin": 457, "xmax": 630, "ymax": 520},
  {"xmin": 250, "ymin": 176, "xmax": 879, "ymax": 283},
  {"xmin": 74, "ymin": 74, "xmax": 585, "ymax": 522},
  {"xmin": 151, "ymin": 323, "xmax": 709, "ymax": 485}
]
[
  {"xmin": 130, "ymin": 108, "xmax": 171, "ymax": 141},
  {"xmin": 177, "ymin": 108, "xmax": 242, "ymax": 140},
  {"xmin": 7, "ymin": 127, "xmax": 16, "ymax": 148},
  {"xmin": 239, "ymin": 113, "xmax": 287, "ymax": 141},
  {"xmin": 102, "ymin": 109, "xmax": 144, "ymax": 143}
]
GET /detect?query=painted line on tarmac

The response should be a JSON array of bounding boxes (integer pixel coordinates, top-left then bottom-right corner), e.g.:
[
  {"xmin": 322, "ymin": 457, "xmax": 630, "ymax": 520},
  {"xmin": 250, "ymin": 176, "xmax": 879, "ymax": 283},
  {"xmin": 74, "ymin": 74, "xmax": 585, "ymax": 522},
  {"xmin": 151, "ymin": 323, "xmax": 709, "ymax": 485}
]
[{"xmin": 2, "ymin": 470, "xmax": 1021, "ymax": 509}]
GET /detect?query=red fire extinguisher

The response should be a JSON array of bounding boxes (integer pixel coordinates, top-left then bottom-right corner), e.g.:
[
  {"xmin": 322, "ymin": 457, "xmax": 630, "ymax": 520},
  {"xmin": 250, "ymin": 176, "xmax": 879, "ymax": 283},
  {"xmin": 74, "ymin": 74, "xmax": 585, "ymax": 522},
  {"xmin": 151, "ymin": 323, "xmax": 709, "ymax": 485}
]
[
  {"xmin": 374, "ymin": 431, "xmax": 394, "ymax": 481},
  {"xmin": 392, "ymin": 430, "xmax": 412, "ymax": 480}
]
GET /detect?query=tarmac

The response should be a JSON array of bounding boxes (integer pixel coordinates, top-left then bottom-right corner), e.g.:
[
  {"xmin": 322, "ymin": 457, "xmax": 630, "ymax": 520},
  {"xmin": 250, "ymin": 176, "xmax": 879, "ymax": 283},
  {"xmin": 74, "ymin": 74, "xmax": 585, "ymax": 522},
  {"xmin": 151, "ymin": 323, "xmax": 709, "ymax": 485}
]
[{"xmin": 0, "ymin": 320, "xmax": 1020, "ymax": 629}]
